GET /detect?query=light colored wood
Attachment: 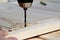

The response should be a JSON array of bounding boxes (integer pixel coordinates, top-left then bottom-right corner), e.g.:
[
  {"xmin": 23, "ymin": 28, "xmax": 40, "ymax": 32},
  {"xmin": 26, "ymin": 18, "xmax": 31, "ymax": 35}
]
[
  {"xmin": 5, "ymin": 19, "xmax": 60, "ymax": 40},
  {"xmin": 27, "ymin": 38, "xmax": 43, "ymax": 40}
]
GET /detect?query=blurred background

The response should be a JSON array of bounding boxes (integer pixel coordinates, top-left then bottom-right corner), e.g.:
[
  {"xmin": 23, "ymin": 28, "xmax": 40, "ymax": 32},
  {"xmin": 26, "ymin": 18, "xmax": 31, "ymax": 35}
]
[{"xmin": 0, "ymin": 0, "xmax": 60, "ymax": 3}]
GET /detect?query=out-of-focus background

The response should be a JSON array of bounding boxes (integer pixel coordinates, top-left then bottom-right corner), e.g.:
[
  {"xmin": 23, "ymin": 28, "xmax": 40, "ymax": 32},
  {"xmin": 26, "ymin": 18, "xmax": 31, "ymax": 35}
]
[{"xmin": 0, "ymin": 0, "xmax": 60, "ymax": 3}]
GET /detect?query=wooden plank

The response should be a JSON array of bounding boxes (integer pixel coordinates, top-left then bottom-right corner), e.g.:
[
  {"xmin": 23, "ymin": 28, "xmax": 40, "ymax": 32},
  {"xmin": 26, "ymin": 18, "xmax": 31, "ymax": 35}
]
[{"xmin": 5, "ymin": 19, "xmax": 60, "ymax": 40}]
